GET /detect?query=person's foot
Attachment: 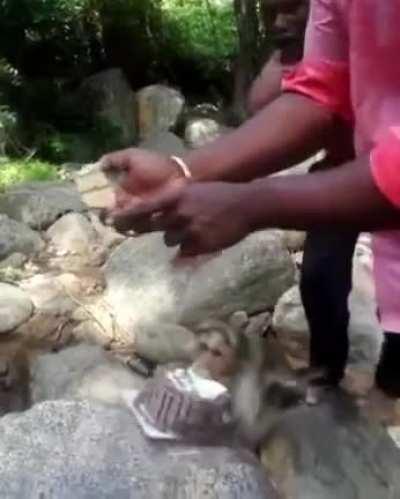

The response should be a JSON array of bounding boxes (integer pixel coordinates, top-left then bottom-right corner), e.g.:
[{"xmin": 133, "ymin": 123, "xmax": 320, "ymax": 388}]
[{"xmin": 375, "ymin": 333, "xmax": 400, "ymax": 398}]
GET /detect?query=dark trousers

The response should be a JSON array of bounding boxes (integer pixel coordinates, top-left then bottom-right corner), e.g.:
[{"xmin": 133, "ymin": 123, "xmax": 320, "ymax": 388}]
[{"xmin": 300, "ymin": 230, "xmax": 359, "ymax": 381}]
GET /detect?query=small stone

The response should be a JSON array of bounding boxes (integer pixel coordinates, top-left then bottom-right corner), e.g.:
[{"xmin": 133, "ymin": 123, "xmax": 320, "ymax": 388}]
[
  {"xmin": 0, "ymin": 284, "xmax": 33, "ymax": 333},
  {"xmin": 0, "ymin": 215, "xmax": 44, "ymax": 260},
  {"xmin": 184, "ymin": 118, "xmax": 230, "ymax": 149},
  {"xmin": 46, "ymin": 213, "xmax": 100, "ymax": 257},
  {"xmin": 20, "ymin": 273, "xmax": 76, "ymax": 316}
]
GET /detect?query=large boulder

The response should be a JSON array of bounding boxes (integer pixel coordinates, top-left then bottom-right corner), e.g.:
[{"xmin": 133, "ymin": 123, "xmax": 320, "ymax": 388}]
[
  {"xmin": 0, "ymin": 215, "xmax": 44, "ymax": 261},
  {"xmin": 0, "ymin": 400, "xmax": 277, "ymax": 498},
  {"xmin": 273, "ymin": 235, "xmax": 382, "ymax": 372},
  {"xmin": 103, "ymin": 231, "xmax": 295, "ymax": 344},
  {"xmin": 0, "ymin": 181, "xmax": 85, "ymax": 230},
  {"xmin": 139, "ymin": 131, "xmax": 187, "ymax": 156},
  {"xmin": 136, "ymin": 84, "xmax": 185, "ymax": 140},
  {"xmin": 272, "ymin": 285, "xmax": 381, "ymax": 370},
  {"xmin": 0, "ymin": 283, "xmax": 33, "ymax": 333},
  {"xmin": 260, "ymin": 396, "xmax": 400, "ymax": 499},
  {"xmin": 31, "ymin": 344, "xmax": 147, "ymax": 406},
  {"xmin": 81, "ymin": 68, "xmax": 136, "ymax": 146}
]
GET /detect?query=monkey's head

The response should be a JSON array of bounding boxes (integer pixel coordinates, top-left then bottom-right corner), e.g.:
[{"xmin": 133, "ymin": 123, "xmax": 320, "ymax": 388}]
[{"xmin": 191, "ymin": 319, "xmax": 241, "ymax": 384}]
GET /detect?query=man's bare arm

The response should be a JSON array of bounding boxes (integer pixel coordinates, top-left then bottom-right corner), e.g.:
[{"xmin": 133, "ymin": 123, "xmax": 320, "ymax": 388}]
[
  {"xmin": 245, "ymin": 156, "xmax": 399, "ymax": 232},
  {"xmin": 184, "ymin": 93, "xmax": 335, "ymax": 183},
  {"xmin": 246, "ymin": 56, "xmax": 284, "ymax": 115},
  {"xmin": 110, "ymin": 155, "xmax": 399, "ymax": 256}
]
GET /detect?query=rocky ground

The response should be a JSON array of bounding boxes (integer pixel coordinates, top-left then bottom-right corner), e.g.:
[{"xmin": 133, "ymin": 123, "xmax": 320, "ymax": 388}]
[{"xmin": 0, "ymin": 81, "xmax": 399, "ymax": 498}]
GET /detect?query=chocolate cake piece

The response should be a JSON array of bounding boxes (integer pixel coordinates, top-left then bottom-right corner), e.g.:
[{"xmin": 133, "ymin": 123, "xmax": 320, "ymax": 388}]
[
  {"xmin": 135, "ymin": 368, "xmax": 232, "ymax": 438},
  {"xmin": 74, "ymin": 162, "xmax": 125, "ymax": 209}
]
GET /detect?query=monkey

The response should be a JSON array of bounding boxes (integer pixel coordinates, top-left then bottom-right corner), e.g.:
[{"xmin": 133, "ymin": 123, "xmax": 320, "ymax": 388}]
[
  {"xmin": 191, "ymin": 317, "xmax": 305, "ymax": 448},
  {"xmin": 0, "ymin": 321, "xmax": 77, "ymax": 416},
  {"xmin": 191, "ymin": 319, "xmax": 241, "ymax": 385}
]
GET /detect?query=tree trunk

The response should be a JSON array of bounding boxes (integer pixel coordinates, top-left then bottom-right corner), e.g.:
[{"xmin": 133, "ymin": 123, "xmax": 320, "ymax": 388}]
[{"xmin": 231, "ymin": 0, "xmax": 262, "ymax": 123}]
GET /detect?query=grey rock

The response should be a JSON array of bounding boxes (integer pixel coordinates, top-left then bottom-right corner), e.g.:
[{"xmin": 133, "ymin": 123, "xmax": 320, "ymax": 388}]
[
  {"xmin": 82, "ymin": 68, "xmax": 136, "ymax": 146},
  {"xmin": 184, "ymin": 118, "xmax": 231, "ymax": 149},
  {"xmin": 104, "ymin": 231, "xmax": 295, "ymax": 343},
  {"xmin": 186, "ymin": 103, "xmax": 222, "ymax": 120},
  {"xmin": 0, "ymin": 215, "xmax": 44, "ymax": 260},
  {"xmin": 139, "ymin": 131, "xmax": 187, "ymax": 156},
  {"xmin": 273, "ymin": 234, "xmax": 381, "ymax": 371},
  {"xmin": 273, "ymin": 285, "xmax": 382, "ymax": 370},
  {"xmin": 282, "ymin": 230, "xmax": 306, "ymax": 253},
  {"xmin": 87, "ymin": 212, "xmax": 125, "ymax": 250},
  {"xmin": 260, "ymin": 396, "xmax": 400, "ymax": 499},
  {"xmin": 0, "ymin": 400, "xmax": 276, "ymax": 498},
  {"xmin": 0, "ymin": 253, "xmax": 27, "ymax": 269},
  {"xmin": 0, "ymin": 181, "xmax": 85, "ymax": 230},
  {"xmin": 46, "ymin": 213, "xmax": 100, "ymax": 257},
  {"xmin": 0, "ymin": 283, "xmax": 33, "ymax": 333},
  {"xmin": 134, "ymin": 322, "xmax": 198, "ymax": 364},
  {"xmin": 31, "ymin": 344, "xmax": 146, "ymax": 406},
  {"xmin": 20, "ymin": 273, "xmax": 76, "ymax": 316},
  {"xmin": 272, "ymin": 286, "xmax": 310, "ymax": 363},
  {"xmin": 136, "ymin": 84, "xmax": 185, "ymax": 140}
]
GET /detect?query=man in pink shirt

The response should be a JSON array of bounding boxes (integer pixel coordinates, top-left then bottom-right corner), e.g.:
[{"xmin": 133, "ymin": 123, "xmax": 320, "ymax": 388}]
[{"xmin": 103, "ymin": 0, "xmax": 400, "ymax": 397}]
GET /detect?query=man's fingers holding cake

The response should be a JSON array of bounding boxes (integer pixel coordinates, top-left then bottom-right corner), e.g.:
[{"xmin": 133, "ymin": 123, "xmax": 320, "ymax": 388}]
[{"xmin": 107, "ymin": 182, "xmax": 185, "ymax": 233}]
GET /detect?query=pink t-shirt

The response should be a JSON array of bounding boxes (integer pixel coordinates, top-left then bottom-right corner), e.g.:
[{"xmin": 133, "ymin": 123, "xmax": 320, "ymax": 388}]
[{"xmin": 282, "ymin": 0, "xmax": 400, "ymax": 333}]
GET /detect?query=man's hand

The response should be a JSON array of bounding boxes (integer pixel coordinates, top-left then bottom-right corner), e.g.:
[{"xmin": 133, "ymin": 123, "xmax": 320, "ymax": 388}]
[
  {"xmin": 100, "ymin": 147, "xmax": 187, "ymax": 232},
  {"xmin": 110, "ymin": 181, "xmax": 253, "ymax": 256}
]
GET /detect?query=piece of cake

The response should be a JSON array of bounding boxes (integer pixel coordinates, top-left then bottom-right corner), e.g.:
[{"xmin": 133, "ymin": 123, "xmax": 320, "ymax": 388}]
[
  {"xmin": 74, "ymin": 162, "xmax": 124, "ymax": 209},
  {"xmin": 134, "ymin": 368, "xmax": 232, "ymax": 438}
]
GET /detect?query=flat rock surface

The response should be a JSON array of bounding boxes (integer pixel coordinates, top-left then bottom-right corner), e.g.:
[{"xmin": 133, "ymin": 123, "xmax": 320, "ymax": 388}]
[{"xmin": 0, "ymin": 400, "xmax": 276, "ymax": 499}]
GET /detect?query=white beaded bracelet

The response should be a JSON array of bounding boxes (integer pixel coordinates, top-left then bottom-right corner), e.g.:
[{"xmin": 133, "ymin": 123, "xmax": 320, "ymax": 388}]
[{"xmin": 170, "ymin": 155, "xmax": 192, "ymax": 179}]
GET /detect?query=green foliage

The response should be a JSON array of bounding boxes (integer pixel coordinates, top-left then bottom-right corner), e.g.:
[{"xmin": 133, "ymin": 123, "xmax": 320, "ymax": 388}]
[
  {"xmin": 0, "ymin": 159, "xmax": 59, "ymax": 190},
  {"xmin": 0, "ymin": 0, "xmax": 240, "ymax": 165},
  {"xmin": 161, "ymin": 0, "xmax": 237, "ymax": 63},
  {"xmin": 0, "ymin": 0, "xmax": 103, "ymax": 79},
  {"xmin": 32, "ymin": 116, "xmax": 124, "ymax": 163}
]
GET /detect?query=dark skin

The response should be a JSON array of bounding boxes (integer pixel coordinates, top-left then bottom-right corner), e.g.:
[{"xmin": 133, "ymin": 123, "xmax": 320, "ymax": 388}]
[
  {"xmin": 101, "ymin": 92, "xmax": 399, "ymax": 257},
  {"xmin": 247, "ymin": 52, "xmax": 287, "ymax": 115}
]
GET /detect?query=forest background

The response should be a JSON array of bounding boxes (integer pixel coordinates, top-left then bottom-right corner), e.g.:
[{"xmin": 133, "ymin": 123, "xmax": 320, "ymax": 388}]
[{"xmin": 0, "ymin": 0, "xmax": 277, "ymax": 187}]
